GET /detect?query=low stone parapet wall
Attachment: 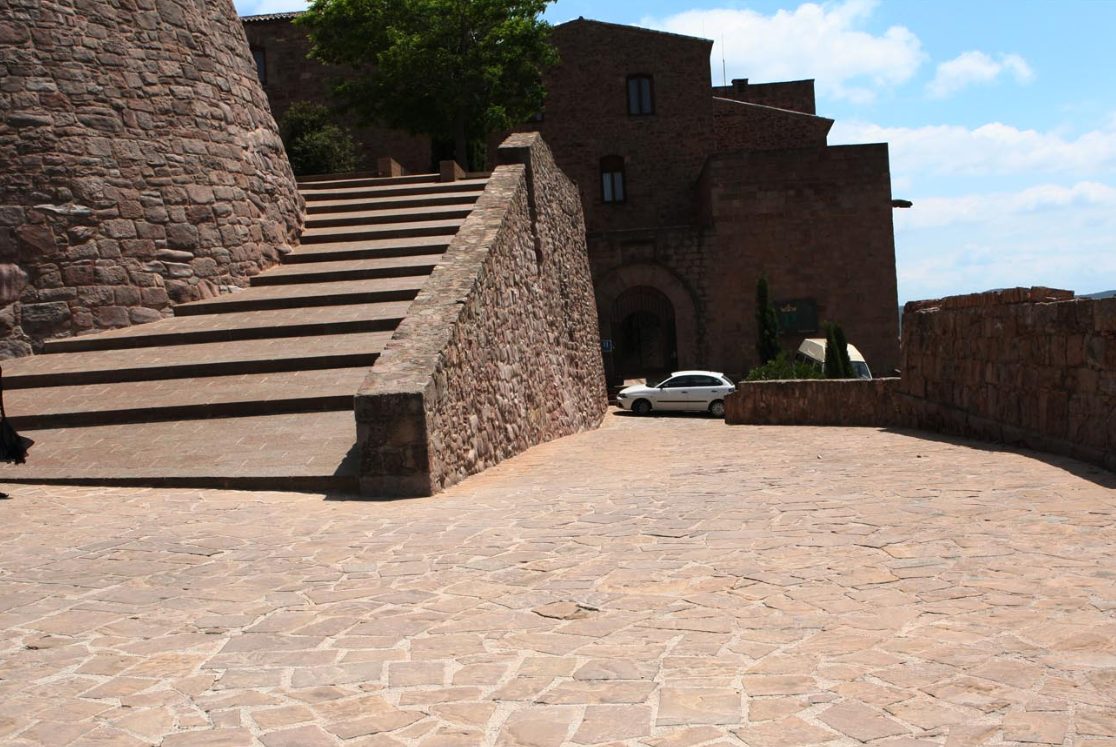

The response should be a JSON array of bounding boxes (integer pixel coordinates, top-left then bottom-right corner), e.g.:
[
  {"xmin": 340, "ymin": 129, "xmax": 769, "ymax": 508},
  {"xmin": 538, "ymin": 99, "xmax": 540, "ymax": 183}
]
[
  {"xmin": 354, "ymin": 133, "xmax": 607, "ymax": 497},
  {"xmin": 901, "ymin": 288, "xmax": 1114, "ymax": 472},
  {"xmin": 725, "ymin": 288, "xmax": 1115, "ymax": 474},
  {"xmin": 725, "ymin": 378, "xmax": 902, "ymax": 426}
]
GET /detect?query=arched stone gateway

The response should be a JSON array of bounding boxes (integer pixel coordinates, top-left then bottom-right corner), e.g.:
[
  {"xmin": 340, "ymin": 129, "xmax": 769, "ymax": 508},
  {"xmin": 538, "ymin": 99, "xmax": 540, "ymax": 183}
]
[
  {"xmin": 611, "ymin": 286, "xmax": 677, "ymax": 381},
  {"xmin": 596, "ymin": 263, "xmax": 700, "ymax": 385}
]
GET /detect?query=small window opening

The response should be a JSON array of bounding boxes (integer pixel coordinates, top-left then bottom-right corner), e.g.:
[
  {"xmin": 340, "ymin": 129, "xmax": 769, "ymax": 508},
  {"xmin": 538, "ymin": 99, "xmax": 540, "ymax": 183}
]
[
  {"xmin": 627, "ymin": 74, "xmax": 654, "ymax": 115},
  {"xmin": 600, "ymin": 155, "xmax": 626, "ymax": 204}
]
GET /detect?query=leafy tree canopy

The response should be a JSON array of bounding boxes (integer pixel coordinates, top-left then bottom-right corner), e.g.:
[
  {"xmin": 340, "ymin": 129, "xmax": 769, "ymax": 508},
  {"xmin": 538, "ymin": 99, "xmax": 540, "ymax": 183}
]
[
  {"xmin": 298, "ymin": 0, "xmax": 557, "ymax": 169},
  {"xmin": 278, "ymin": 101, "xmax": 358, "ymax": 176}
]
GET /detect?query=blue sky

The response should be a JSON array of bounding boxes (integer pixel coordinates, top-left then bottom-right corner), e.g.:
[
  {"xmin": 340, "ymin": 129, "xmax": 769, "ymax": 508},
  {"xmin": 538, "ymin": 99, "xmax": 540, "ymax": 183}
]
[{"xmin": 235, "ymin": 0, "xmax": 1116, "ymax": 303}]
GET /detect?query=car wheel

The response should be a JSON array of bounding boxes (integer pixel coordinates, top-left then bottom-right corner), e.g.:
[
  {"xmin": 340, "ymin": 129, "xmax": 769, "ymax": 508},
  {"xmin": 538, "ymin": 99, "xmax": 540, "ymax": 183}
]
[
  {"xmin": 708, "ymin": 400, "xmax": 725, "ymax": 418},
  {"xmin": 632, "ymin": 399, "xmax": 652, "ymax": 416}
]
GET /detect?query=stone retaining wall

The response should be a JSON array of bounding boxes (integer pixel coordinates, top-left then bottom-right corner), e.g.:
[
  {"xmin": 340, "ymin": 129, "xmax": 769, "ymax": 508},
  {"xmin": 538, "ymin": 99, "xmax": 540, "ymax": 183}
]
[
  {"xmin": 725, "ymin": 288, "xmax": 1115, "ymax": 472},
  {"xmin": 901, "ymin": 288, "xmax": 1115, "ymax": 471},
  {"xmin": 0, "ymin": 0, "xmax": 302, "ymax": 357},
  {"xmin": 355, "ymin": 133, "xmax": 608, "ymax": 497},
  {"xmin": 725, "ymin": 378, "xmax": 901, "ymax": 427}
]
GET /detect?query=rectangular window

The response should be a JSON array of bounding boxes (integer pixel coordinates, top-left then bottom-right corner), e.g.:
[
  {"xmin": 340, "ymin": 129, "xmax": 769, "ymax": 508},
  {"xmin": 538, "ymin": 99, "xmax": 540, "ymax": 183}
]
[
  {"xmin": 627, "ymin": 75, "xmax": 654, "ymax": 115},
  {"xmin": 251, "ymin": 47, "xmax": 267, "ymax": 85},
  {"xmin": 601, "ymin": 156, "xmax": 626, "ymax": 204}
]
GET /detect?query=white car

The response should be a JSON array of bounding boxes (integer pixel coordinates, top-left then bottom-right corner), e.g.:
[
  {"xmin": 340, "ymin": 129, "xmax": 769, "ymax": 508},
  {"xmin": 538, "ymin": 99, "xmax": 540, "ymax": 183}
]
[{"xmin": 616, "ymin": 370, "xmax": 736, "ymax": 417}]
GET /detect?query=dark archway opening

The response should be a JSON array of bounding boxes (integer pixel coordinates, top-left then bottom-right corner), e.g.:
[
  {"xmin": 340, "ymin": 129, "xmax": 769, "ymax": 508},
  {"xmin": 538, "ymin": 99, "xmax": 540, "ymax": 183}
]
[{"xmin": 610, "ymin": 286, "xmax": 677, "ymax": 383}]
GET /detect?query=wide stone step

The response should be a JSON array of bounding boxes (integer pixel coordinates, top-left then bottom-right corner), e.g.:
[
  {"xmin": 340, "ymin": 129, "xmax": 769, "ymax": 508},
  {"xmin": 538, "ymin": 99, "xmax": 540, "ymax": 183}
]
[
  {"xmin": 7, "ymin": 367, "xmax": 372, "ymax": 429},
  {"xmin": 298, "ymin": 172, "xmax": 439, "ymax": 188},
  {"xmin": 305, "ymin": 205, "xmax": 473, "ymax": 229},
  {"xmin": 43, "ymin": 302, "xmax": 412, "ymax": 353},
  {"xmin": 282, "ymin": 237, "xmax": 451, "ymax": 264},
  {"xmin": 4, "ymin": 331, "xmax": 392, "ymax": 389},
  {"xmin": 305, "ymin": 191, "xmax": 483, "ymax": 215},
  {"xmin": 300, "ymin": 218, "xmax": 464, "ymax": 245},
  {"xmin": 253, "ymin": 256, "xmax": 440, "ymax": 287},
  {"xmin": 174, "ymin": 276, "xmax": 428, "ymax": 316},
  {"xmin": 0, "ymin": 411, "xmax": 360, "ymax": 491},
  {"xmin": 299, "ymin": 179, "xmax": 488, "ymax": 202}
]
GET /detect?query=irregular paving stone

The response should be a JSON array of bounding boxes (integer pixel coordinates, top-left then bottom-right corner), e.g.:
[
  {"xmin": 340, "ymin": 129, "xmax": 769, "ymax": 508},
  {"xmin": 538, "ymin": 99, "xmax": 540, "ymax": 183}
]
[
  {"xmin": 818, "ymin": 702, "xmax": 910, "ymax": 741},
  {"xmin": 161, "ymin": 730, "xmax": 254, "ymax": 746},
  {"xmin": 1078, "ymin": 710, "xmax": 1116, "ymax": 737},
  {"xmin": 571, "ymin": 705, "xmax": 652, "ymax": 743},
  {"xmin": 732, "ymin": 717, "xmax": 839, "ymax": 746},
  {"xmin": 1, "ymin": 421, "xmax": 1115, "ymax": 745},
  {"xmin": 260, "ymin": 725, "xmax": 337, "ymax": 747},
  {"xmin": 532, "ymin": 601, "xmax": 595, "ymax": 620},
  {"xmin": 498, "ymin": 707, "xmax": 577, "ymax": 747},
  {"xmin": 657, "ymin": 688, "xmax": 742, "ymax": 726},
  {"xmin": 1002, "ymin": 712, "xmax": 1070, "ymax": 744}
]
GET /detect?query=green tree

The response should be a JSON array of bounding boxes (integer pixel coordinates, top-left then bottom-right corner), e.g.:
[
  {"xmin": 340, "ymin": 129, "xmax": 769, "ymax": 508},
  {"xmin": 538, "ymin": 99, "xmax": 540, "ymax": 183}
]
[
  {"xmin": 745, "ymin": 352, "xmax": 822, "ymax": 381},
  {"xmin": 823, "ymin": 322, "xmax": 855, "ymax": 378},
  {"xmin": 278, "ymin": 101, "xmax": 358, "ymax": 176},
  {"xmin": 755, "ymin": 276, "xmax": 780, "ymax": 365},
  {"xmin": 298, "ymin": 0, "xmax": 558, "ymax": 170}
]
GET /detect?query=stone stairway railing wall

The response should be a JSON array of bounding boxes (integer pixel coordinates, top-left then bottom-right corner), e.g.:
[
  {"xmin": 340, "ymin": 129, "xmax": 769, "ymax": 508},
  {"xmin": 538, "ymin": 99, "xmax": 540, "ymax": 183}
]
[
  {"xmin": 355, "ymin": 133, "xmax": 608, "ymax": 497},
  {"xmin": 726, "ymin": 288, "xmax": 1116, "ymax": 473}
]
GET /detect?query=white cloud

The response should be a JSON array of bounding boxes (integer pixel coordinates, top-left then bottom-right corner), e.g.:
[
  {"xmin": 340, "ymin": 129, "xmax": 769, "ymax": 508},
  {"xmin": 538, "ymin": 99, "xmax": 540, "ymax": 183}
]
[
  {"xmin": 896, "ymin": 181, "xmax": 1116, "ymax": 230},
  {"xmin": 896, "ymin": 189, "xmax": 1116, "ymax": 301},
  {"xmin": 640, "ymin": 0, "xmax": 924, "ymax": 103},
  {"xmin": 926, "ymin": 50, "xmax": 1034, "ymax": 98},
  {"xmin": 831, "ymin": 119, "xmax": 1116, "ymax": 178}
]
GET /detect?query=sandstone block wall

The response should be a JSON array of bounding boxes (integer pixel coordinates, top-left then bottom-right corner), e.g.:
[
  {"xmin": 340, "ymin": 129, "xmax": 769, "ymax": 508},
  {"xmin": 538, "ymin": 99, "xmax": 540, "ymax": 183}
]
[
  {"xmin": 698, "ymin": 144, "xmax": 902, "ymax": 377},
  {"xmin": 725, "ymin": 288, "xmax": 1115, "ymax": 473},
  {"xmin": 712, "ymin": 78, "xmax": 817, "ymax": 114},
  {"xmin": 519, "ymin": 20, "xmax": 717, "ymax": 235},
  {"xmin": 725, "ymin": 378, "xmax": 902, "ymax": 426},
  {"xmin": 355, "ymin": 133, "xmax": 608, "ymax": 497},
  {"xmin": 900, "ymin": 288, "xmax": 1115, "ymax": 471},
  {"xmin": 712, "ymin": 98, "xmax": 832, "ymax": 153},
  {"xmin": 0, "ymin": 0, "xmax": 303, "ymax": 356}
]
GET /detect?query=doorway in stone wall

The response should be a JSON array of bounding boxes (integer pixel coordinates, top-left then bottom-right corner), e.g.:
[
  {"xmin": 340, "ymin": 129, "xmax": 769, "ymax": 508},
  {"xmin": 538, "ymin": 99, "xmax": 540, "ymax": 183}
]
[{"xmin": 611, "ymin": 286, "xmax": 678, "ymax": 384}]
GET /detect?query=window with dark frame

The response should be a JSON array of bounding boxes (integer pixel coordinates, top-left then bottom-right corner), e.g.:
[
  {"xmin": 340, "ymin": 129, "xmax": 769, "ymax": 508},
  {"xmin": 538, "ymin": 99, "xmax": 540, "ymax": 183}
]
[
  {"xmin": 251, "ymin": 47, "xmax": 267, "ymax": 85},
  {"xmin": 600, "ymin": 155, "xmax": 625, "ymax": 204},
  {"xmin": 627, "ymin": 74, "xmax": 654, "ymax": 115}
]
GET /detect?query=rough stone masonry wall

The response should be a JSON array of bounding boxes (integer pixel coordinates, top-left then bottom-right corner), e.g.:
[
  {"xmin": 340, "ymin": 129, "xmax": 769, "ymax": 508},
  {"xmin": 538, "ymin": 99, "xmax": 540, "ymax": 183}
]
[
  {"xmin": 355, "ymin": 133, "xmax": 608, "ymax": 497},
  {"xmin": 900, "ymin": 288, "xmax": 1115, "ymax": 472},
  {"xmin": 0, "ymin": 0, "xmax": 303, "ymax": 357},
  {"xmin": 712, "ymin": 98, "xmax": 832, "ymax": 153},
  {"xmin": 725, "ymin": 378, "xmax": 902, "ymax": 426},
  {"xmin": 725, "ymin": 288, "xmax": 1115, "ymax": 473}
]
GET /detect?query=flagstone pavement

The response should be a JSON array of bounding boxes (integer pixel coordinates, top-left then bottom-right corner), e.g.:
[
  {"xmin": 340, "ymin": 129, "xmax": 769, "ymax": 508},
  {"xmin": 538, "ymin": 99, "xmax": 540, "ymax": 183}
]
[{"xmin": 1, "ymin": 413, "xmax": 1115, "ymax": 747}]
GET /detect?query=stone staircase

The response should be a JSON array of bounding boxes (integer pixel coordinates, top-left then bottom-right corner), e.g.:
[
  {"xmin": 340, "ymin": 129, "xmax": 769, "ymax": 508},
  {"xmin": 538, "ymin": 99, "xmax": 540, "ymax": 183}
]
[{"xmin": 0, "ymin": 172, "xmax": 489, "ymax": 491}]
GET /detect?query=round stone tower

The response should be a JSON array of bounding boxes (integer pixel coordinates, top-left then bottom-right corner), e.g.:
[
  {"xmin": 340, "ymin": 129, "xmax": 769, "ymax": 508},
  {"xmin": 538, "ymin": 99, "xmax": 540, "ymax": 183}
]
[{"xmin": 0, "ymin": 0, "xmax": 303, "ymax": 357}]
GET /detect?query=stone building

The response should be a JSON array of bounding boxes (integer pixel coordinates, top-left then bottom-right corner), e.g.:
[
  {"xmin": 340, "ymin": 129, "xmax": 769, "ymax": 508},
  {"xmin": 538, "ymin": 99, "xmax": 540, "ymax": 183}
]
[
  {"xmin": 242, "ymin": 14, "xmax": 901, "ymax": 382},
  {"xmin": 266, "ymin": 14, "xmax": 902, "ymax": 381}
]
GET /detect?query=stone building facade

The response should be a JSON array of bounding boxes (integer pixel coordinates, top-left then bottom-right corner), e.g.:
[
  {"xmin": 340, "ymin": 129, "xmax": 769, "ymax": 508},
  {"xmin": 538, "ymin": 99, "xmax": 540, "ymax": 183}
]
[
  {"xmin": 244, "ymin": 14, "xmax": 901, "ymax": 381},
  {"xmin": 0, "ymin": 0, "xmax": 303, "ymax": 357}
]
